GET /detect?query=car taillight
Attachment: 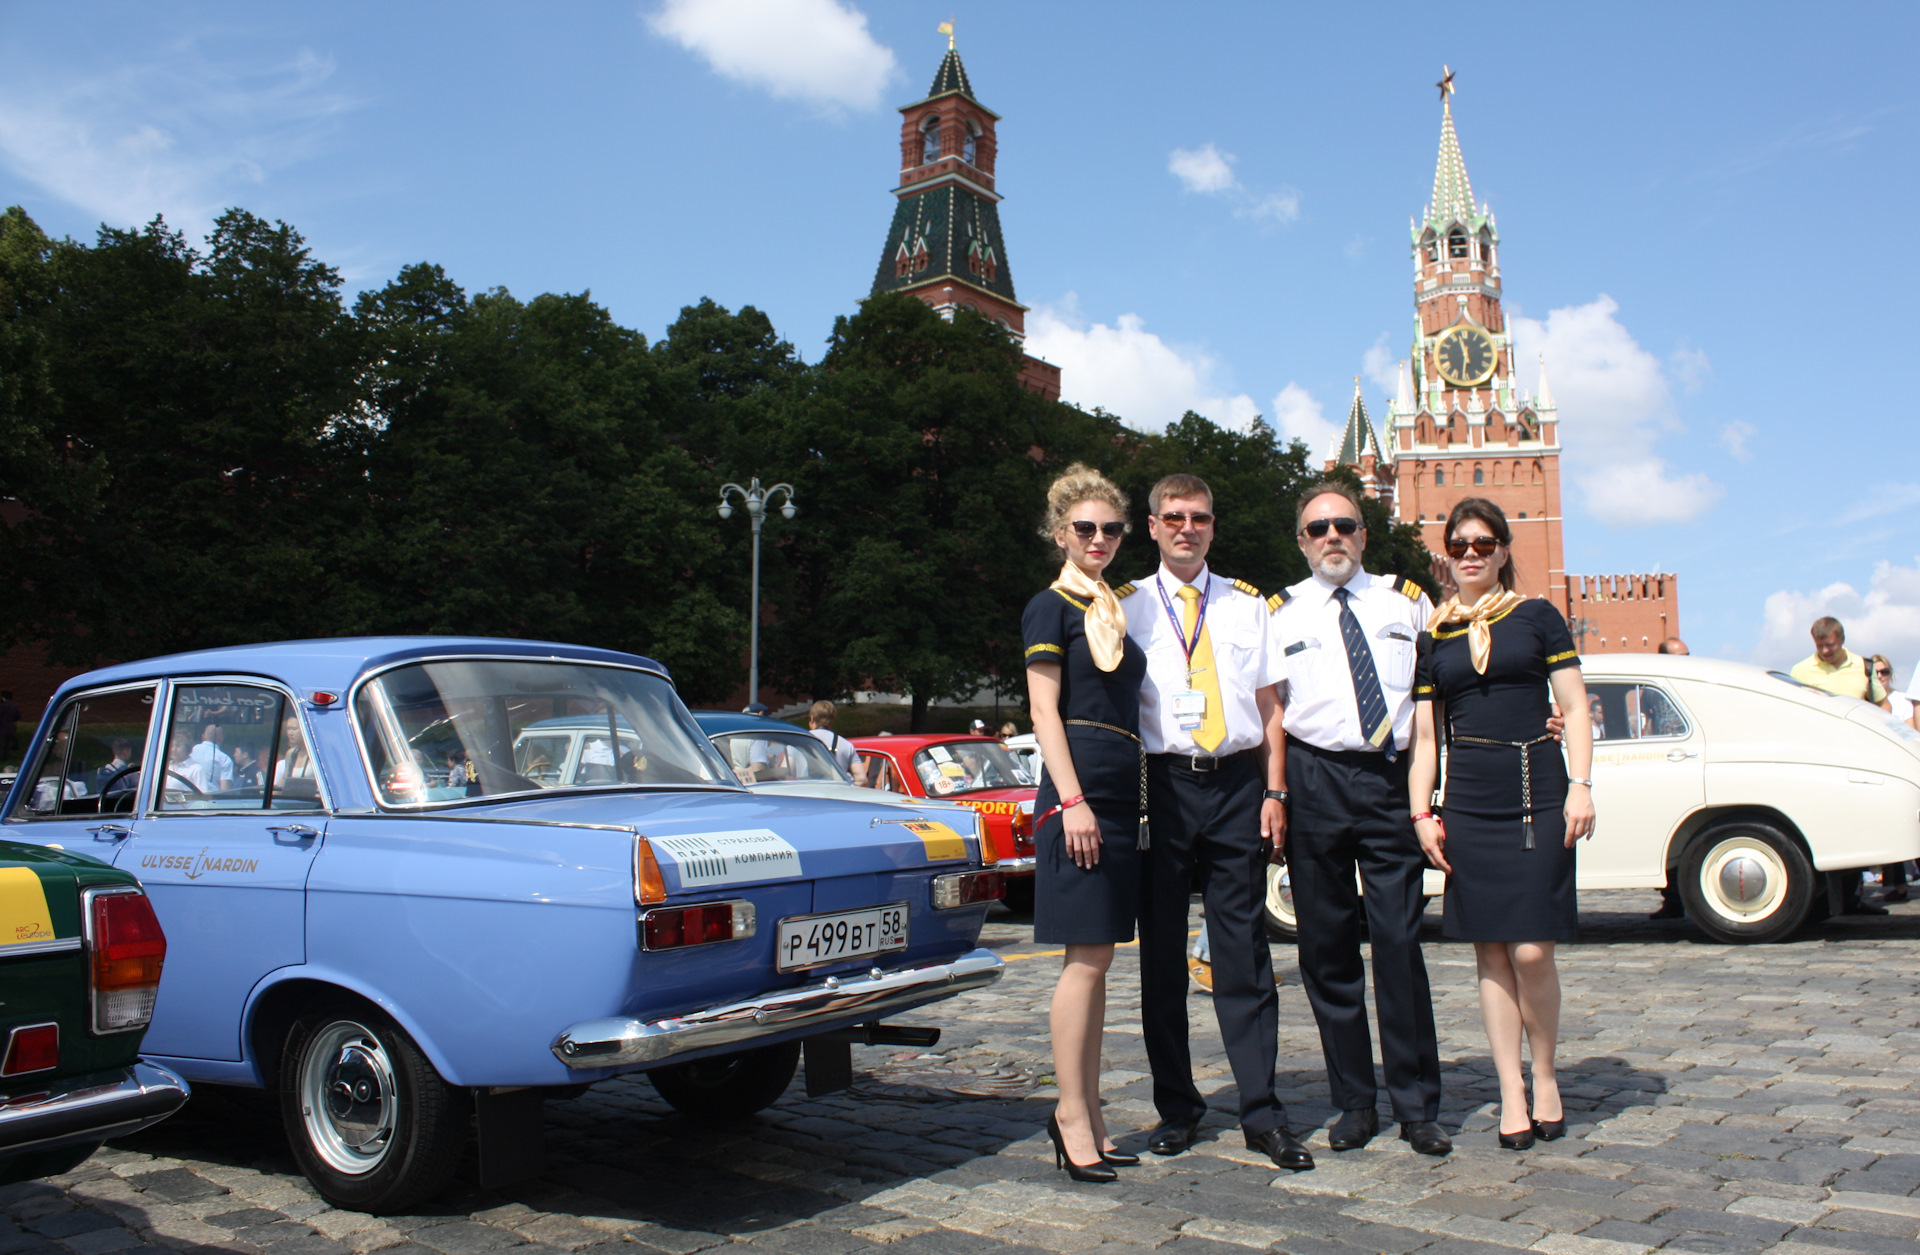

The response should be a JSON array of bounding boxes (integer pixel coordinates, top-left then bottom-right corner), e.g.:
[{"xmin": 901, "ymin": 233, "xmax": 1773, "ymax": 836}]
[
  {"xmin": 1, "ymin": 1023, "xmax": 58, "ymax": 1076},
  {"xmin": 972, "ymin": 812, "xmax": 998, "ymax": 866},
  {"xmin": 635, "ymin": 836, "xmax": 668, "ymax": 905},
  {"xmin": 641, "ymin": 900, "xmax": 755, "ymax": 951},
  {"xmin": 85, "ymin": 889, "xmax": 166, "ymax": 1035},
  {"xmin": 1012, "ymin": 806, "xmax": 1034, "ymax": 857},
  {"xmin": 932, "ymin": 870, "xmax": 1004, "ymax": 909}
]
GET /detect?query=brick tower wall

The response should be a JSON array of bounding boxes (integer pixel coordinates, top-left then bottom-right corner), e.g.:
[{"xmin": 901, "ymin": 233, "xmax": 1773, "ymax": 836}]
[{"xmin": 1563, "ymin": 573, "xmax": 1680, "ymax": 654}]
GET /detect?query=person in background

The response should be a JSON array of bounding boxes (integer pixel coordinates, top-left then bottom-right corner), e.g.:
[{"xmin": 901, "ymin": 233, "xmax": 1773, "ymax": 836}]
[
  {"xmin": 0, "ymin": 690, "xmax": 20, "ymax": 763},
  {"xmin": 1649, "ymin": 638, "xmax": 1690, "ymax": 920},
  {"xmin": 230, "ymin": 743, "xmax": 264, "ymax": 790},
  {"xmin": 808, "ymin": 701, "xmax": 867, "ymax": 785},
  {"xmin": 190, "ymin": 725, "xmax": 234, "ymax": 792},
  {"xmin": 969, "ymin": 718, "xmax": 989, "ymax": 736},
  {"xmin": 95, "ymin": 738, "xmax": 138, "ymax": 795},
  {"xmin": 1790, "ymin": 618, "xmax": 1889, "ymax": 710},
  {"xmin": 277, "ymin": 716, "xmax": 315, "ymax": 786},
  {"xmin": 1870, "ymin": 657, "xmax": 1910, "ymax": 903},
  {"xmin": 998, "ymin": 721, "xmax": 1018, "ymax": 742}
]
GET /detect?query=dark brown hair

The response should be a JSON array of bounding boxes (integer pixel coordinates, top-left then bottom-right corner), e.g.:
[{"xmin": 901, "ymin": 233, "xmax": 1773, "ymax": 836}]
[
  {"xmin": 1148, "ymin": 473, "xmax": 1212, "ymax": 515},
  {"xmin": 1294, "ymin": 480, "xmax": 1365, "ymax": 532},
  {"xmin": 1444, "ymin": 497, "xmax": 1518, "ymax": 591}
]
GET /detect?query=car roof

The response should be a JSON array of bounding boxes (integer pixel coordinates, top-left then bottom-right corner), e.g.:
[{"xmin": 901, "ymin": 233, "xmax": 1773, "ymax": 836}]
[
  {"xmin": 1581, "ymin": 653, "xmax": 1800, "ymax": 688},
  {"xmin": 690, "ymin": 711, "xmax": 811, "ymax": 736},
  {"xmin": 56, "ymin": 637, "xmax": 670, "ymax": 698},
  {"xmin": 849, "ymin": 733, "xmax": 1002, "ymax": 750}
]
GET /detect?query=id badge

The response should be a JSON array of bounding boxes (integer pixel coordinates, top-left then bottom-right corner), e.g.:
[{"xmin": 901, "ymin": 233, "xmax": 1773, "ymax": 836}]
[{"xmin": 1171, "ymin": 689, "xmax": 1207, "ymax": 731}]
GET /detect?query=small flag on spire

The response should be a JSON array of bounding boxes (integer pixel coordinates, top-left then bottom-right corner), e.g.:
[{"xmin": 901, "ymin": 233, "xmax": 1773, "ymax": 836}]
[{"xmin": 938, "ymin": 20, "xmax": 954, "ymax": 48}]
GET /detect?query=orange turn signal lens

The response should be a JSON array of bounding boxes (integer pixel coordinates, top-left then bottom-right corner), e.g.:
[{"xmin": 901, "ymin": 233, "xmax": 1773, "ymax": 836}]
[{"xmin": 635, "ymin": 836, "xmax": 668, "ymax": 905}]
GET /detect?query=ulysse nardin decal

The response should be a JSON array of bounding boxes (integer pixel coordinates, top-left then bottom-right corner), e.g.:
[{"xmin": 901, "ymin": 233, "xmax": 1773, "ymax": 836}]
[{"xmin": 143, "ymin": 847, "xmax": 260, "ymax": 880}]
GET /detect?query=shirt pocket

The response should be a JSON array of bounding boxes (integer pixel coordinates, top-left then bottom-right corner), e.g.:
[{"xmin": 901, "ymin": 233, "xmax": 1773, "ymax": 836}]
[{"xmin": 1373, "ymin": 624, "xmax": 1417, "ymax": 691}]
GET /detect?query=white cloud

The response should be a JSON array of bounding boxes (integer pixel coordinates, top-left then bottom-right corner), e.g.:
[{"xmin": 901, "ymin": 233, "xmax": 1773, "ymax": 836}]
[
  {"xmin": 1509, "ymin": 295, "xmax": 1721, "ymax": 527},
  {"xmin": 1168, "ymin": 143, "xmax": 1236, "ymax": 194},
  {"xmin": 647, "ymin": 0, "xmax": 899, "ymax": 112},
  {"xmin": 1026, "ymin": 295, "xmax": 1259, "ymax": 433},
  {"xmin": 1752, "ymin": 558, "xmax": 1920, "ymax": 677},
  {"xmin": 1670, "ymin": 345, "xmax": 1712, "ymax": 393},
  {"xmin": 1236, "ymin": 188, "xmax": 1301, "ymax": 223},
  {"xmin": 1719, "ymin": 420, "xmax": 1756, "ymax": 462},
  {"xmin": 1271, "ymin": 383, "xmax": 1340, "ymax": 458},
  {"xmin": 1361, "ymin": 333, "xmax": 1399, "ymax": 394},
  {"xmin": 0, "ymin": 44, "xmax": 356, "ymax": 235}
]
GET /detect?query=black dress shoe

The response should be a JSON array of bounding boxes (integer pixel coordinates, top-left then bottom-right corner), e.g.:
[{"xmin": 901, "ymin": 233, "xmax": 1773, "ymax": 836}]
[
  {"xmin": 1244, "ymin": 1126, "xmax": 1314, "ymax": 1171},
  {"xmin": 1647, "ymin": 903, "xmax": 1685, "ymax": 920},
  {"xmin": 1099, "ymin": 1147, "xmax": 1141, "ymax": 1166},
  {"xmin": 1398, "ymin": 1120, "xmax": 1452, "ymax": 1156},
  {"xmin": 1327, "ymin": 1107, "xmax": 1379, "ymax": 1151},
  {"xmin": 1147, "ymin": 1119, "xmax": 1203, "ymax": 1155},
  {"xmin": 1855, "ymin": 902, "xmax": 1891, "ymax": 916}
]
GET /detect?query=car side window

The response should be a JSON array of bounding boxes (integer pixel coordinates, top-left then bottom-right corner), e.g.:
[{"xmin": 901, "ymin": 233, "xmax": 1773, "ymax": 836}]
[
  {"xmin": 860, "ymin": 754, "xmax": 902, "ymax": 793},
  {"xmin": 16, "ymin": 686, "xmax": 156, "ymax": 819},
  {"xmin": 158, "ymin": 683, "xmax": 322, "ymax": 812},
  {"xmin": 1586, "ymin": 681, "xmax": 1691, "ymax": 743}
]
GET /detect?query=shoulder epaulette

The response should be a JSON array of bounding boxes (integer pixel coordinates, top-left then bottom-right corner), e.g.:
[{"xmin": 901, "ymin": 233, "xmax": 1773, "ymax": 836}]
[
  {"xmin": 1393, "ymin": 577, "xmax": 1424, "ymax": 601},
  {"xmin": 1231, "ymin": 578, "xmax": 1261, "ymax": 599},
  {"xmin": 1112, "ymin": 582, "xmax": 1136, "ymax": 598},
  {"xmin": 1266, "ymin": 589, "xmax": 1292, "ymax": 613}
]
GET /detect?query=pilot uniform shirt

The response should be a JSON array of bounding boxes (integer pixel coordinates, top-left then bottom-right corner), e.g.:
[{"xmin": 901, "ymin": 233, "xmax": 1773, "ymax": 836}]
[
  {"xmin": 1120, "ymin": 564, "xmax": 1280, "ymax": 757},
  {"xmin": 1273, "ymin": 570, "xmax": 1433, "ymax": 753}
]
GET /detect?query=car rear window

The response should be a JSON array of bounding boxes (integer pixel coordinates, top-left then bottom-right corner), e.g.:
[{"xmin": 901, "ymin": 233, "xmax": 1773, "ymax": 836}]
[{"xmin": 910, "ymin": 741, "xmax": 1032, "ymax": 796}]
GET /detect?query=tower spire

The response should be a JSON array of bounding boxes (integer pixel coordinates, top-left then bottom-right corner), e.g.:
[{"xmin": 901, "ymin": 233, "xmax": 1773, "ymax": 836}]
[
  {"xmin": 1536, "ymin": 355, "xmax": 1555, "ymax": 409},
  {"xmin": 1335, "ymin": 377, "xmax": 1384, "ymax": 465},
  {"xmin": 1429, "ymin": 91, "xmax": 1478, "ymax": 228}
]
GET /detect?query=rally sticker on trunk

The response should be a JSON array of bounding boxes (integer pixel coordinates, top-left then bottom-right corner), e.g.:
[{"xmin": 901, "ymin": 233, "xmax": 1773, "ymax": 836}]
[
  {"xmin": 902, "ymin": 820, "xmax": 968, "ymax": 862},
  {"xmin": 0, "ymin": 867, "xmax": 57, "ymax": 946},
  {"xmin": 650, "ymin": 829, "xmax": 802, "ymax": 888}
]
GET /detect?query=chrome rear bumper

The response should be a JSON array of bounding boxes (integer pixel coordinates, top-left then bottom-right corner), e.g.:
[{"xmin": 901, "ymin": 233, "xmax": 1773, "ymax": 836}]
[
  {"xmin": 996, "ymin": 857, "xmax": 1036, "ymax": 876},
  {"xmin": 0, "ymin": 1062, "xmax": 189, "ymax": 1157},
  {"xmin": 552, "ymin": 947, "xmax": 1004, "ymax": 1069}
]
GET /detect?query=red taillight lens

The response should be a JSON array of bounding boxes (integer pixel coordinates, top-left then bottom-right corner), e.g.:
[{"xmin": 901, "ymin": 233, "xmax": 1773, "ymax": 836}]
[
  {"xmin": 88, "ymin": 890, "xmax": 166, "ymax": 1034},
  {"xmin": 1011, "ymin": 808, "xmax": 1034, "ymax": 857},
  {"xmin": 641, "ymin": 901, "xmax": 756, "ymax": 951},
  {"xmin": 1, "ymin": 1024, "xmax": 58, "ymax": 1076},
  {"xmin": 932, "ymin": 870, "xmax": 1004, "ymax": 909}
]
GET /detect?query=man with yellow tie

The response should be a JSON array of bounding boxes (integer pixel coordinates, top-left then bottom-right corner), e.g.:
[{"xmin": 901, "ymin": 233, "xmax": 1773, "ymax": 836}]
[{"xmin": 1120, "ymin": 473, "xmax": 1311, "ymax": 1171}]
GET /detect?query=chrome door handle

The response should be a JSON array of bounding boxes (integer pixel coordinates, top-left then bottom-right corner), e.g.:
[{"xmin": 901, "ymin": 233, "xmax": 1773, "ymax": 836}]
[
  {"xmin": 86, "ymin": 824, "xmax": 133, "ymax": 842},
  {"xmin": 267, "ymin": 823, "xmax": 321, "ymax": 842},
  {"xmin": 1666, "ymin": 749, "xmax": 1699, "ymax": 762}
]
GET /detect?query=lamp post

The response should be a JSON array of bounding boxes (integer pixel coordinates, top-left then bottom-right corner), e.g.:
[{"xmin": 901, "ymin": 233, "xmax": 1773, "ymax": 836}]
[{"xmin": 717, "ymin": 477, "xmax": 797, "ymax": 709}]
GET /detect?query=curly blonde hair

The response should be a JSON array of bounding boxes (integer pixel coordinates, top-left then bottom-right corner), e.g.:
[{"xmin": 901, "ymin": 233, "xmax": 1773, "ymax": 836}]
[{"xmin": 1039, "ymin": 463, "xmax": 1131, "ymax": 542}]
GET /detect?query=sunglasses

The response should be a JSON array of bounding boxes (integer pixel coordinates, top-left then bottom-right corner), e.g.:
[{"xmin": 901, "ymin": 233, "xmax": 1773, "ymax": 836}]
[
  {"xmin": 1875, "ymin": 668, "xmax": 1894, "ymax": 679},
  {"xmin": 1303, "ymin": 517, "xmax": 1361, "ymax": 539},
  {"xmin": 1155, "ymin": 511, "xmax": 1214, "ymax": 528},
  {"xmin": 1445, "ymin": 536, "xmax": 1504, "ymax": 558},
  {"xmin": 1068, "ymin": 520, "xmax": 1128, "ymax": 540}
]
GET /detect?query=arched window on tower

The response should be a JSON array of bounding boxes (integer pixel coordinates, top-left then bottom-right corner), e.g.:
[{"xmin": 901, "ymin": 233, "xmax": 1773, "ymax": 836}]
[
  {"xmin": 1420, "ymin": 230, "xmax": 1438, "ymax": 264},
  {"xmin": 1448, "ymin": 228, "xmax": 1468, "ymax": 259},
  {"xmin": 1434, "ymin": 465, "xmax": 1444, "ymax": 486},
  {"xmin": 1480, "ymin": 229, "xmax": 1495, "ymax": 268},
  {"xmin": 921, "ymin": 119, "xmax": 942, "ymax": 166},
  {"xmin": 1473, "ymin": 465, "xmax": 1484, "ymax": 485},
  {"xmin": 962, "ymin": 121, "xmax": 979, "ymax": 167},
  {"xmin": 1532, "ymin": 459, "xmax": 1544, "ymax": 484}
]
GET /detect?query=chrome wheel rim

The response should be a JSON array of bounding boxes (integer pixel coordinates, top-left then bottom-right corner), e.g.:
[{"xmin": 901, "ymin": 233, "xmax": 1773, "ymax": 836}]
[
  {"xmin": 1265, "ymin": 864, "xmax": 1296, "ymax": 929},
  {"xmin": 299, "ymin": 1020, "xmax": 397, "ymax": 1175},
  {"xmin": 1699, "ymin": 836, "xmax": 1790, "ymax": 923}
]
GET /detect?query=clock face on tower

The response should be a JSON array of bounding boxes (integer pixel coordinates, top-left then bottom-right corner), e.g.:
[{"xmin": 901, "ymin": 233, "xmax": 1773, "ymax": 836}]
[{"xmin": 1434, "ymin": 325, "xmax": 1498, "ymax": 387}]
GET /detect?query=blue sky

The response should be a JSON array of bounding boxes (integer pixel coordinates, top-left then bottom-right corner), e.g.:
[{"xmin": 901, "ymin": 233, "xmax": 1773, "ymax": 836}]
[{"xmin": 3, "ymin": 1, "xmax": 1917, "ymax": 673}]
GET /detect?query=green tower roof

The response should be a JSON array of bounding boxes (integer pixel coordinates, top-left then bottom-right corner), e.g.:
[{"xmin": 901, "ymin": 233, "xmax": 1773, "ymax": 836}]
[
  {"xmin": 925, "ymin": 48, "xmax": 974, "ymax": 100},
  {"xmin": 1335, "ymin": 383, "xmax": 1384, "ymax": 465}
]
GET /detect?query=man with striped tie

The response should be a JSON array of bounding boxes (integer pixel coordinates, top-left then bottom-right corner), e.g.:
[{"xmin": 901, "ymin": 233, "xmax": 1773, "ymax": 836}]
[{"xmin": 1272, "ymin": 481, "xmax": 1451, "ymax": 1157}]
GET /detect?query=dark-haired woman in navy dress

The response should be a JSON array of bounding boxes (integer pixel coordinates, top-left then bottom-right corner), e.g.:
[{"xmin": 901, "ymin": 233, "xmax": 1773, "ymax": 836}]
[{"xmin": 1408, "ymin": 498, "xmax": 1595, "ymax": 1151}]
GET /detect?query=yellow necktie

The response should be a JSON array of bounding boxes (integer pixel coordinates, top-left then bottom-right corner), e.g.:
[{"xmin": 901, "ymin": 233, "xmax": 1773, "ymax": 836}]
[{"xmin": 1176, "ymin": 583, "xmax": 1227, "ymax": 752}]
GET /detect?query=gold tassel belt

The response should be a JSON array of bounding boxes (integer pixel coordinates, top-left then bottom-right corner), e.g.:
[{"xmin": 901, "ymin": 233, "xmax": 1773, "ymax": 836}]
[{"xmin": 1450, "ymin": 732, "xmax": 1558, "ymax": 850}]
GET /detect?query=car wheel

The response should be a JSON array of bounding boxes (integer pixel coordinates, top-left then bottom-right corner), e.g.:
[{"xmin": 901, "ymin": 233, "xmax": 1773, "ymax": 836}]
[
  {"xmin": 280, "ymin": 1003, "xmax": 466, "ymax": 1214},
  {"xmin": 1677, "ymin": 821, "xmax": 1814, "ymax": 944},
  {"xmin": 1262, "ymin": 863, "xmax": 1298, "ymax": 942},
  {"xmin": 1001, "ymin": 876, "xmax": 1035, "ymax": 916},
  {"xmin": 649, "ymin": 1041, "xmax": 800, "ymax": 1118}
]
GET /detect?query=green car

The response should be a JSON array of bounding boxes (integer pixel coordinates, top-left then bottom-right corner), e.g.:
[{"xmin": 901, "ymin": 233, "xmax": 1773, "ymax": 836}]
[{"xmin": 0, "ymin": 840, "xmax": 187, "ymax": 1184}]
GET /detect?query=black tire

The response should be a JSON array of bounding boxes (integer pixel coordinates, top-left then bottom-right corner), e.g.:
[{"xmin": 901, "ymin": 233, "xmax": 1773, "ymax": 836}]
[
  {"xmin": 1262, "ymin": 863, "xmax": 1298, "ymax": 942},
  {"xmin": 648, "ymin": 1041, "xmax": 800, "ymax": 1118},
  {"xmin": 1001, "ymin": 876, "xmax": 1035, "ymax": 916},
  {"xmin": 1677, "ymin": 821, "xmax": 1814, "ymax": 944},
  {"xmin": 279, "ymin": 1001, "xmax": 467, "ymax": 1214}
]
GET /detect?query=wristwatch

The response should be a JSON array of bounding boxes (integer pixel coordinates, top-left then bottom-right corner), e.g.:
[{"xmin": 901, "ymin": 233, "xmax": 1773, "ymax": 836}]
[{"xmin": 1263, "ymin": 789, "xmax": 1290, "ymax": 803}]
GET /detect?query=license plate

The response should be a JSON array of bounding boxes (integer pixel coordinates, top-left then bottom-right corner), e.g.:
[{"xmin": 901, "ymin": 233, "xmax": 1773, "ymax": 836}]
[{"xmin": 776, "ymin": 902, "xmax": 908, "ymax": 972}]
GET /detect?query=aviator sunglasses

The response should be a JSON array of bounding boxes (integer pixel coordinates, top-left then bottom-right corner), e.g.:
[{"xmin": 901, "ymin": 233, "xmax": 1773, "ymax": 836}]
[
  {"xmin": 1155, "ymin": 511, "xmax": 1214, "ymax": 528},
  {"xmin": 1303, "ymin": 516, "xmax": 1360, "ymax": 539},
  {"xmin": 1445, "ymin": 535, "xmax": 1504, "ymax": 559},
  {"xmin": 1069, "ymin": 520, "xmax": 1128, "ymax": 540}
]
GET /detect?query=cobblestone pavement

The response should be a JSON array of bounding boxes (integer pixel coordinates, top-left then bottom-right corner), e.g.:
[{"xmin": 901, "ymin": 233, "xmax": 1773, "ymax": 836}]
[{"xmin": 7, "ymin": 890, "xmax": 1920, "ymax": 1255}]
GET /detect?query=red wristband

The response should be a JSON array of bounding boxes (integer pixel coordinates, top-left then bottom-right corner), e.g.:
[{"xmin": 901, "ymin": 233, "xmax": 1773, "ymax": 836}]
[
  {"xmin": 1059, "ymin": 794, "xmax": 1085, "ymax": 810},
  {"xmin": 1411, "ymin": 812, "xmax": 1436, "ymax": 822}
]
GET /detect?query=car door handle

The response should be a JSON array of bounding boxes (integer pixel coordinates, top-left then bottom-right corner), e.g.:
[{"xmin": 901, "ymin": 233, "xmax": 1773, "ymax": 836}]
[
  {"xmin": 267, "ymin": 823, "xmax": 321, "ymax": 842},
  {"xmin": 1666, "ymin": 749, "xmax": 1699, "ymax": 762},
  {"xmin": 87, "ymin": 824, "xmax": 133, "ymax": 842}
]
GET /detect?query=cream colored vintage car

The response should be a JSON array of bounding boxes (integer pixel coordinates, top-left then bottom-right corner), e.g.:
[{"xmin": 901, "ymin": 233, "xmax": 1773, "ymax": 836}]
[{"xmin": 1264, "ymin": 654, "xmax": 1920, "ymax": 945}]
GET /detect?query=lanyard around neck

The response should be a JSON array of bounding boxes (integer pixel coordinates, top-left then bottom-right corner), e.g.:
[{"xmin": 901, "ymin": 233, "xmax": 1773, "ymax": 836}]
[{"xmin": 1154, "ymin": 571, "xmax": 1210, "ymax": 665}]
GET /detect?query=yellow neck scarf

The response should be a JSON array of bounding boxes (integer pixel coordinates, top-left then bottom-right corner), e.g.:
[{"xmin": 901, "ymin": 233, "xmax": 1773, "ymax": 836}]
[
  {"xmin": 1427, "ymin": 588, "xmax": 1526, "ymax": 675},
  {"xmin": 1051, "ymin": 562, "xmax": 1128, "ymax": 672}
]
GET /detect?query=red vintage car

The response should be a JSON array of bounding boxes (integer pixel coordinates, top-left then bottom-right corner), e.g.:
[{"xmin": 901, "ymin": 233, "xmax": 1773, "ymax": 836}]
[{"xmin": 850, "ymin": 734, "xmax": 1037, "ymax": 912}]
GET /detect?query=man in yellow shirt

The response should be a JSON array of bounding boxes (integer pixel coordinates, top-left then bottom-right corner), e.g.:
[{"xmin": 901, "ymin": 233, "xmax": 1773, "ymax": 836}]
[{"xmin": 1790, "ymin": 616, "xmax": 1891, "ymax": 710}]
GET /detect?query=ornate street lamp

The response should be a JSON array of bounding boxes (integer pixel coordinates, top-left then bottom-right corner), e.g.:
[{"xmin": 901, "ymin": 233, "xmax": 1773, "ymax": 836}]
[{"xmin": 717, "ymin": 477, "xmax": 797, "ymax": 709}]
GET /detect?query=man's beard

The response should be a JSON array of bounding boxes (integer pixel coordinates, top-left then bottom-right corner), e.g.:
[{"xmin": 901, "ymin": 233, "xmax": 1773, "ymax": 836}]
[{"xmin": 1311, "ymin": 550, "xmax": 1357, "ymax": 583}]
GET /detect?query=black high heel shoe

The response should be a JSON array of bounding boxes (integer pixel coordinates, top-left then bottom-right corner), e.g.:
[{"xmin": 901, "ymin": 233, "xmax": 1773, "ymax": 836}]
[
  {"xmin": 1532, "ymin": 1117, "xmax": 1566, "ymax": 1141},
  {"xmin": 1099, "ymin": 1146, "xmax": 1141, "ymax": 1166},
  {"xmin": 1047, "ymin": 1114, "xmax": 1118, "ymax": 1182},
  {"xmin": 1498, "ymin": 1125, "xmax": 1536, "ymax": 1150}
]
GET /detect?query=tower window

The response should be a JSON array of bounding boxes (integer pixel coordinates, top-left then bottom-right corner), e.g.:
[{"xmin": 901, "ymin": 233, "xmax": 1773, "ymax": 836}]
[
  {"xmin": 921, "ymin": 121, "xmax": 941, "ymax": 165},
  {"xmin": 1518, "ymin": 512, "xmax": 1527, "ymax": 519},
  {"xmin": 1448, "ymin": 230, "xmax": 1468, "ymax": 259},
  {"xmin": 1434, "ymin": 466, "xmax": 1444, "ymax": 486},
  {"xmin": 1473, "ymin": 466, "xmax": 1484, "ymax": 485},
  {"xmin": 962, "ymin": 123, "xmax": 978, "ymax": 166},
  {"xmin": 1423, "ymin": 240, "xmax": 1438, "ymax": 263}
]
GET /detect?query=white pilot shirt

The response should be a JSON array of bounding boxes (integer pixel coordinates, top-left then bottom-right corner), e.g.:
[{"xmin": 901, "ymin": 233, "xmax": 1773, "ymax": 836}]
[
  {"xmin": 1120, "ymin": 564, "xmax": 1281, "ymax": 756},
  {"xmin": 1273, "ymin": 570, "xmax": 1433, "ymax": 753}
]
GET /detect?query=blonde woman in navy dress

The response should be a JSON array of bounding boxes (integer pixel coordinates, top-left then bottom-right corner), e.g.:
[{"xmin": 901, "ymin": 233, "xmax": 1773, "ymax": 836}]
[
  {"xmin": 1407, "ymin": 498, "xmax": 1595, "ymax": 1150},
  {"xmin": 1022, "ymin": 465, "xmax": 1149, "ymax": 1183}
]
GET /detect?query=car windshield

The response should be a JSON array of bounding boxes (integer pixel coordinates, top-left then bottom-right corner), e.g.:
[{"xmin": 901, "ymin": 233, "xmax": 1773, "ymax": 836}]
[
  {"xmin": 911, "ymin": 741, "xmax": 1032, "ymax": 795},
  {"xmin": 355, "ymin": 660, "xmax": 735, "ymax": 807},
  {"xmin": 710, "ymin": 731, "xmax": 851, "ymax": 785}
]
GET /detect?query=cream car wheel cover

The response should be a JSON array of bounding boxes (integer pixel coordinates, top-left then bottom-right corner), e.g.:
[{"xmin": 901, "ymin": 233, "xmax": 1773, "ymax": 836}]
[{"xmin": 1698, "ymin": 835, "xmax": 1790, "ymax": 923}]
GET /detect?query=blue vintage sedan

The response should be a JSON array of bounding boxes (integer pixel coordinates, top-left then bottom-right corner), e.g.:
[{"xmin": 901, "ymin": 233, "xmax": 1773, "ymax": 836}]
[{"xmin": 0, "ymin": 638, "xmax": 1003, "ymax": 1212}]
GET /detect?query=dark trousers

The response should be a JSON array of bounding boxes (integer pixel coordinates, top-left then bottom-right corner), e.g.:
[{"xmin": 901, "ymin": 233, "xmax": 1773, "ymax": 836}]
[
  {"xmin": 1139, "ymin": 751, "xmax": 1283, "ymax": 1135},
  {"xmin": 1286, "ymin": 739, "xmax": 1442, "ymax": 1122}
]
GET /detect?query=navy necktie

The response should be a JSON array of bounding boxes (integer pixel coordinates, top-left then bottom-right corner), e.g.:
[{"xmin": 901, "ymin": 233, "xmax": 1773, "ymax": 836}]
[{"xmin": 1333, "ymin": 585, "xmax": 1396, "ymax": 761}]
